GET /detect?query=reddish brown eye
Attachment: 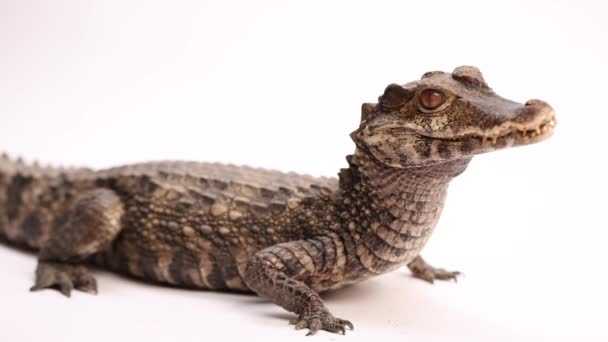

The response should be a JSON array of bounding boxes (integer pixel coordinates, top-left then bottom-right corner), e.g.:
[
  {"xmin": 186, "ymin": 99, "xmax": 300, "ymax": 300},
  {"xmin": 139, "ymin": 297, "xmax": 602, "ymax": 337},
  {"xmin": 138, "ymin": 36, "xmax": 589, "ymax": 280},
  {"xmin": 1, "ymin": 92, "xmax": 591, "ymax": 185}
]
[{"xmin": 420, "ymin": 89, "xmax": 445, "ymax": 110}]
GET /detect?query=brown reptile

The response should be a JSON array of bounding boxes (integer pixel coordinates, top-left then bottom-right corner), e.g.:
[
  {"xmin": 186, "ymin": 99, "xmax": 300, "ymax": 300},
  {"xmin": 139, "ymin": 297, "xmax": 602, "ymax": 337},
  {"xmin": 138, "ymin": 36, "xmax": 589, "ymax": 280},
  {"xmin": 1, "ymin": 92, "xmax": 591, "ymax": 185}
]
[{"xmin": 0, "ymin": 66, "xmax": 555, "ymax": 335}]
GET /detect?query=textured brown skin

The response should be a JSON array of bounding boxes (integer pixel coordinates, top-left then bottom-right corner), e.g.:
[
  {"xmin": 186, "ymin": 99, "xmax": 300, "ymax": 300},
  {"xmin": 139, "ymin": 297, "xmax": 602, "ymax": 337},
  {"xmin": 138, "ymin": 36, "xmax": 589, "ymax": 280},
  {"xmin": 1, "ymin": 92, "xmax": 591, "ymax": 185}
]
[{"xmin": 0, "ymin": 66, "xmax": 555, "ymax": 336}]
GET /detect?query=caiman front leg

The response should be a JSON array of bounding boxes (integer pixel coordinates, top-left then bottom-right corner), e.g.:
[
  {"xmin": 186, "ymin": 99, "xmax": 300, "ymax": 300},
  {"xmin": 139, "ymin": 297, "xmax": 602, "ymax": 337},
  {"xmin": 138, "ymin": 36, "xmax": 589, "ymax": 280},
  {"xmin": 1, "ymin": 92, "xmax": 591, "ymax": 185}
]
[
  {"xmin": 30, "ymin": 189, "xmax": 124, "ymax": 296},
  {"xmin": 245, "ymin": 236, "xmax": 353, "ymax": 336},
  {"xmin": 407, "ymin": 255, "xmax": 460, "ymax": 284}
]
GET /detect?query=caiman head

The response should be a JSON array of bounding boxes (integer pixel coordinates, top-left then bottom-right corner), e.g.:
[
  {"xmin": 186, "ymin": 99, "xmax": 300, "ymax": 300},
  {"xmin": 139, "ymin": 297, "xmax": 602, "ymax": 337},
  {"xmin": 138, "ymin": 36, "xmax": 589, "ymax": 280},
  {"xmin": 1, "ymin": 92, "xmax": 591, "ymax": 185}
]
[{"xmin": 351, "ymin": 66, "xmax": 556, "ymax": 167}]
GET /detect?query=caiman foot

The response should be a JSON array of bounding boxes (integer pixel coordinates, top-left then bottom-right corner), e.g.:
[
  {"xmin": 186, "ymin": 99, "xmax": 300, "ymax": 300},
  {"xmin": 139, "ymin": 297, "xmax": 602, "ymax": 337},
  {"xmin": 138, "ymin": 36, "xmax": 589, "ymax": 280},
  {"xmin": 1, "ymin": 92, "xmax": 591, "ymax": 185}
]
[
  {"xmin": 30, "ymin": 262, "xmax": 98, "ymax": 297},
  {"xmin": 289, "ymin": 304, "xmax": 354, "ymax": 336},
  {"xmin": 407, "ymin": 256, "xmax": 461, "ymax": 284}
]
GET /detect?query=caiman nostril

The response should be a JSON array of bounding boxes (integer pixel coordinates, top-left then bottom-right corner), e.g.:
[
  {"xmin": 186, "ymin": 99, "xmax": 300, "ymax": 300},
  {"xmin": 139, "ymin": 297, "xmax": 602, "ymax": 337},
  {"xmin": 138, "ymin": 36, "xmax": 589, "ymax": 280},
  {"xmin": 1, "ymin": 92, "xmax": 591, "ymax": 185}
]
[{"xmin": 525, "ymin": 99, "xmax": 545, "ymax": 106}]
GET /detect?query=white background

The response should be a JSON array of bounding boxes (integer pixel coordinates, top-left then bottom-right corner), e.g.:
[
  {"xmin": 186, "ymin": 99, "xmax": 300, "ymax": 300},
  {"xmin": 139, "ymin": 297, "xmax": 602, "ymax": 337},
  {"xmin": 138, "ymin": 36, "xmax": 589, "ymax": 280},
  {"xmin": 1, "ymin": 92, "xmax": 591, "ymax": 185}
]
[{"xmin": 1, "ymin": 0, "xmax": 607, "ymax": 341}]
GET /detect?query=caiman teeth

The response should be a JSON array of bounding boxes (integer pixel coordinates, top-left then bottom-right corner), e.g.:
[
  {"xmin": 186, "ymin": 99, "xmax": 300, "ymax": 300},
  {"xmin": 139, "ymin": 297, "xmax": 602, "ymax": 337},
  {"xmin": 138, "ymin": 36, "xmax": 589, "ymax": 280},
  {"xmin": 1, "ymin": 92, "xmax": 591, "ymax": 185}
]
[
  {"xmin": 476, "ymin": 116, "xmax": 557, "ymax": 144},
  {"xmin": 435, "ymin": 115, "xmax": 557, "ymax": 145}
]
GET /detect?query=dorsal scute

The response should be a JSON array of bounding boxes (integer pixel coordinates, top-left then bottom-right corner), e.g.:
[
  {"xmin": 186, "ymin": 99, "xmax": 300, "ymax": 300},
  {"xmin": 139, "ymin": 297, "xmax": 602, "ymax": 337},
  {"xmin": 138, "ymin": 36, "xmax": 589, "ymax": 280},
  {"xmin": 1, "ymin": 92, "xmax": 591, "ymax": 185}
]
[{"xmin": 99, "ymin": 161, "xmax": 338, "ymax": 210}]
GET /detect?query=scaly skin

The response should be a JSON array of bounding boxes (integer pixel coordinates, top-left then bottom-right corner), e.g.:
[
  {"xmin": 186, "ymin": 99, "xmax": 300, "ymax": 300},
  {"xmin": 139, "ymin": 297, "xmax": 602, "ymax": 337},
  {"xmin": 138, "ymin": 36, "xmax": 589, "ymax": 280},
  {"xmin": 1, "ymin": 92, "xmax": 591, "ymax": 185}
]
[{"xmin": 0, "ymin": 66, "xmax": 555, "ymax": 335}]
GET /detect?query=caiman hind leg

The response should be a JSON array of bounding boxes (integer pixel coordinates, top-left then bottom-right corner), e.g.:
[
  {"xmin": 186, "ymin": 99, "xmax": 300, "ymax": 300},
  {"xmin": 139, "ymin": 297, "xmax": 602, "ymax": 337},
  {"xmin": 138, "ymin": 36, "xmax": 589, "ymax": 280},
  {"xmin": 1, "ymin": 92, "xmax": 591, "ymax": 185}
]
[
  {"xmin": 244, "ymin": 236, "xmax": 354, "ymax": 336},
  {"xmin": 407, "ymin": 255, "xmax": 460, "ymax": 284},
  {"xmin": 30, "ymin": 189, "xmax": 124, "ymax": 297}
]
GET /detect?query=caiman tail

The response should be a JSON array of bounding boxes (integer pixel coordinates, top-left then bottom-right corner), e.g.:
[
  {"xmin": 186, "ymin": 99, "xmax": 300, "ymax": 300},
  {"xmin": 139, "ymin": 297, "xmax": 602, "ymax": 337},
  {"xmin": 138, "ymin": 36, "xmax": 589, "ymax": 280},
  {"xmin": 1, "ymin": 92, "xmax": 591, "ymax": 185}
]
[{"xmin": 0, "ymin": 152, "xmax": 93, "ymax": 251}]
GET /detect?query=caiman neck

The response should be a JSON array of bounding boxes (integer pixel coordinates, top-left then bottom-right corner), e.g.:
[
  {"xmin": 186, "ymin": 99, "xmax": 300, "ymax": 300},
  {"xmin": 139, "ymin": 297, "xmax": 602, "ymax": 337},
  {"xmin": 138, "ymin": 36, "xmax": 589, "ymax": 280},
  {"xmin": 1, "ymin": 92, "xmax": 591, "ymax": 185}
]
[
  {"xmin": 337, "ymin": 148, "xmax": 472, "ymax": 274},
  {"xmin": 345, "ymin": 147, "xmax": 472, "ymax": 205}
]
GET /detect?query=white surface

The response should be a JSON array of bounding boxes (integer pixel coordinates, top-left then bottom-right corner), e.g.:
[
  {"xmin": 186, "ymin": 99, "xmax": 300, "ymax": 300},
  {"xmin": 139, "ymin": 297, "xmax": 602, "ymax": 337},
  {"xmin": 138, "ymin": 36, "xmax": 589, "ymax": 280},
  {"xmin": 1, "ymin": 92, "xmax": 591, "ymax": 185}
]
[{"xmin": 1, "ymin": 0, "xmax": 607, "ymax": 341}]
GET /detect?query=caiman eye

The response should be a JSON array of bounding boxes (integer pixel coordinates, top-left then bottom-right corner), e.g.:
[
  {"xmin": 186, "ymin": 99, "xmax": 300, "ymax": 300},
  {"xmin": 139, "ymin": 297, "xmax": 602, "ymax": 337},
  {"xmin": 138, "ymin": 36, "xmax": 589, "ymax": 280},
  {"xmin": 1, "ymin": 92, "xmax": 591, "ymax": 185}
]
[{"xmin": 420, "ymin": 89, "xmax": 445, "ymax": 110}]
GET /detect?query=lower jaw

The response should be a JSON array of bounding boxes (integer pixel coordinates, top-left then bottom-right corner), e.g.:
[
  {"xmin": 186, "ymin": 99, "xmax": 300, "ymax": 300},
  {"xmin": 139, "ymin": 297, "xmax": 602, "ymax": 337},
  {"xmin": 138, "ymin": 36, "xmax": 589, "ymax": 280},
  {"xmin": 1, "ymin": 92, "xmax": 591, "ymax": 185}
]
[
  {"xmin": 433, "ymin": 125, "xmax": 555, "ymax": 148},
  {"xmin": 482, "ymin": 127, "xmax": 555, "ymax": 147}
]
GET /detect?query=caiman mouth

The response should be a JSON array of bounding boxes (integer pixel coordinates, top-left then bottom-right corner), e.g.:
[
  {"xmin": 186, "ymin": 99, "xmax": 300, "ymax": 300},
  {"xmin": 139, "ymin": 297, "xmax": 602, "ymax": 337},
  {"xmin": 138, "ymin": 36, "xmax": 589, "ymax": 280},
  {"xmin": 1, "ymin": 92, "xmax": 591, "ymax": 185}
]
[{"xmin": 433, "ymin": 115, "xmax": 557, "ymax": 145}]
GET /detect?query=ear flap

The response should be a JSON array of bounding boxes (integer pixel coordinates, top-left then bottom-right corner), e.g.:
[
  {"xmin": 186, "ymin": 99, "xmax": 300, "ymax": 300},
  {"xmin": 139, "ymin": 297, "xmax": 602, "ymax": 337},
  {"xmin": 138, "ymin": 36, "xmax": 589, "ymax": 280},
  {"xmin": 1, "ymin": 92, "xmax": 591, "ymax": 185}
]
[
  {"xmin": 452, "ymin": 66, "xmax": 490, "ymax": 90},
  {"xmin": 421, "ymin": 71, "xmax": 445, "ymax": 79},
  {"xmin": 379, "ymin": 83, "xmax": 414, "ymax": 111}
]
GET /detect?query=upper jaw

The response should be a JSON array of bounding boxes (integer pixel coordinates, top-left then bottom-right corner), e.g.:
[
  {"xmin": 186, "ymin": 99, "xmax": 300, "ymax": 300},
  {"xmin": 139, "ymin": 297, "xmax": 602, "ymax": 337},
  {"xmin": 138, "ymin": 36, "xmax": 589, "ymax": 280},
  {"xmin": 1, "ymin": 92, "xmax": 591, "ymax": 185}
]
[{"xmin": 425, "ymin": 101, "xmax": 557, "ymax": 146}]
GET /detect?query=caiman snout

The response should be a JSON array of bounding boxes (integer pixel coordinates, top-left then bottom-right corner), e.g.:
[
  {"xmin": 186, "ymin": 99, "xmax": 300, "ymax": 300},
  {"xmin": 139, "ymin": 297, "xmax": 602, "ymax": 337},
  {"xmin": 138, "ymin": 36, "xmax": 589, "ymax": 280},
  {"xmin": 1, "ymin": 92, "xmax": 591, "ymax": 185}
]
[
  {"xmin": 525, "ymin": 99, "xmax": 550, "ymax": 107},
  {"xmin": 515, "ymin": 98, "xmax": 555, "ymax": 126}
]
